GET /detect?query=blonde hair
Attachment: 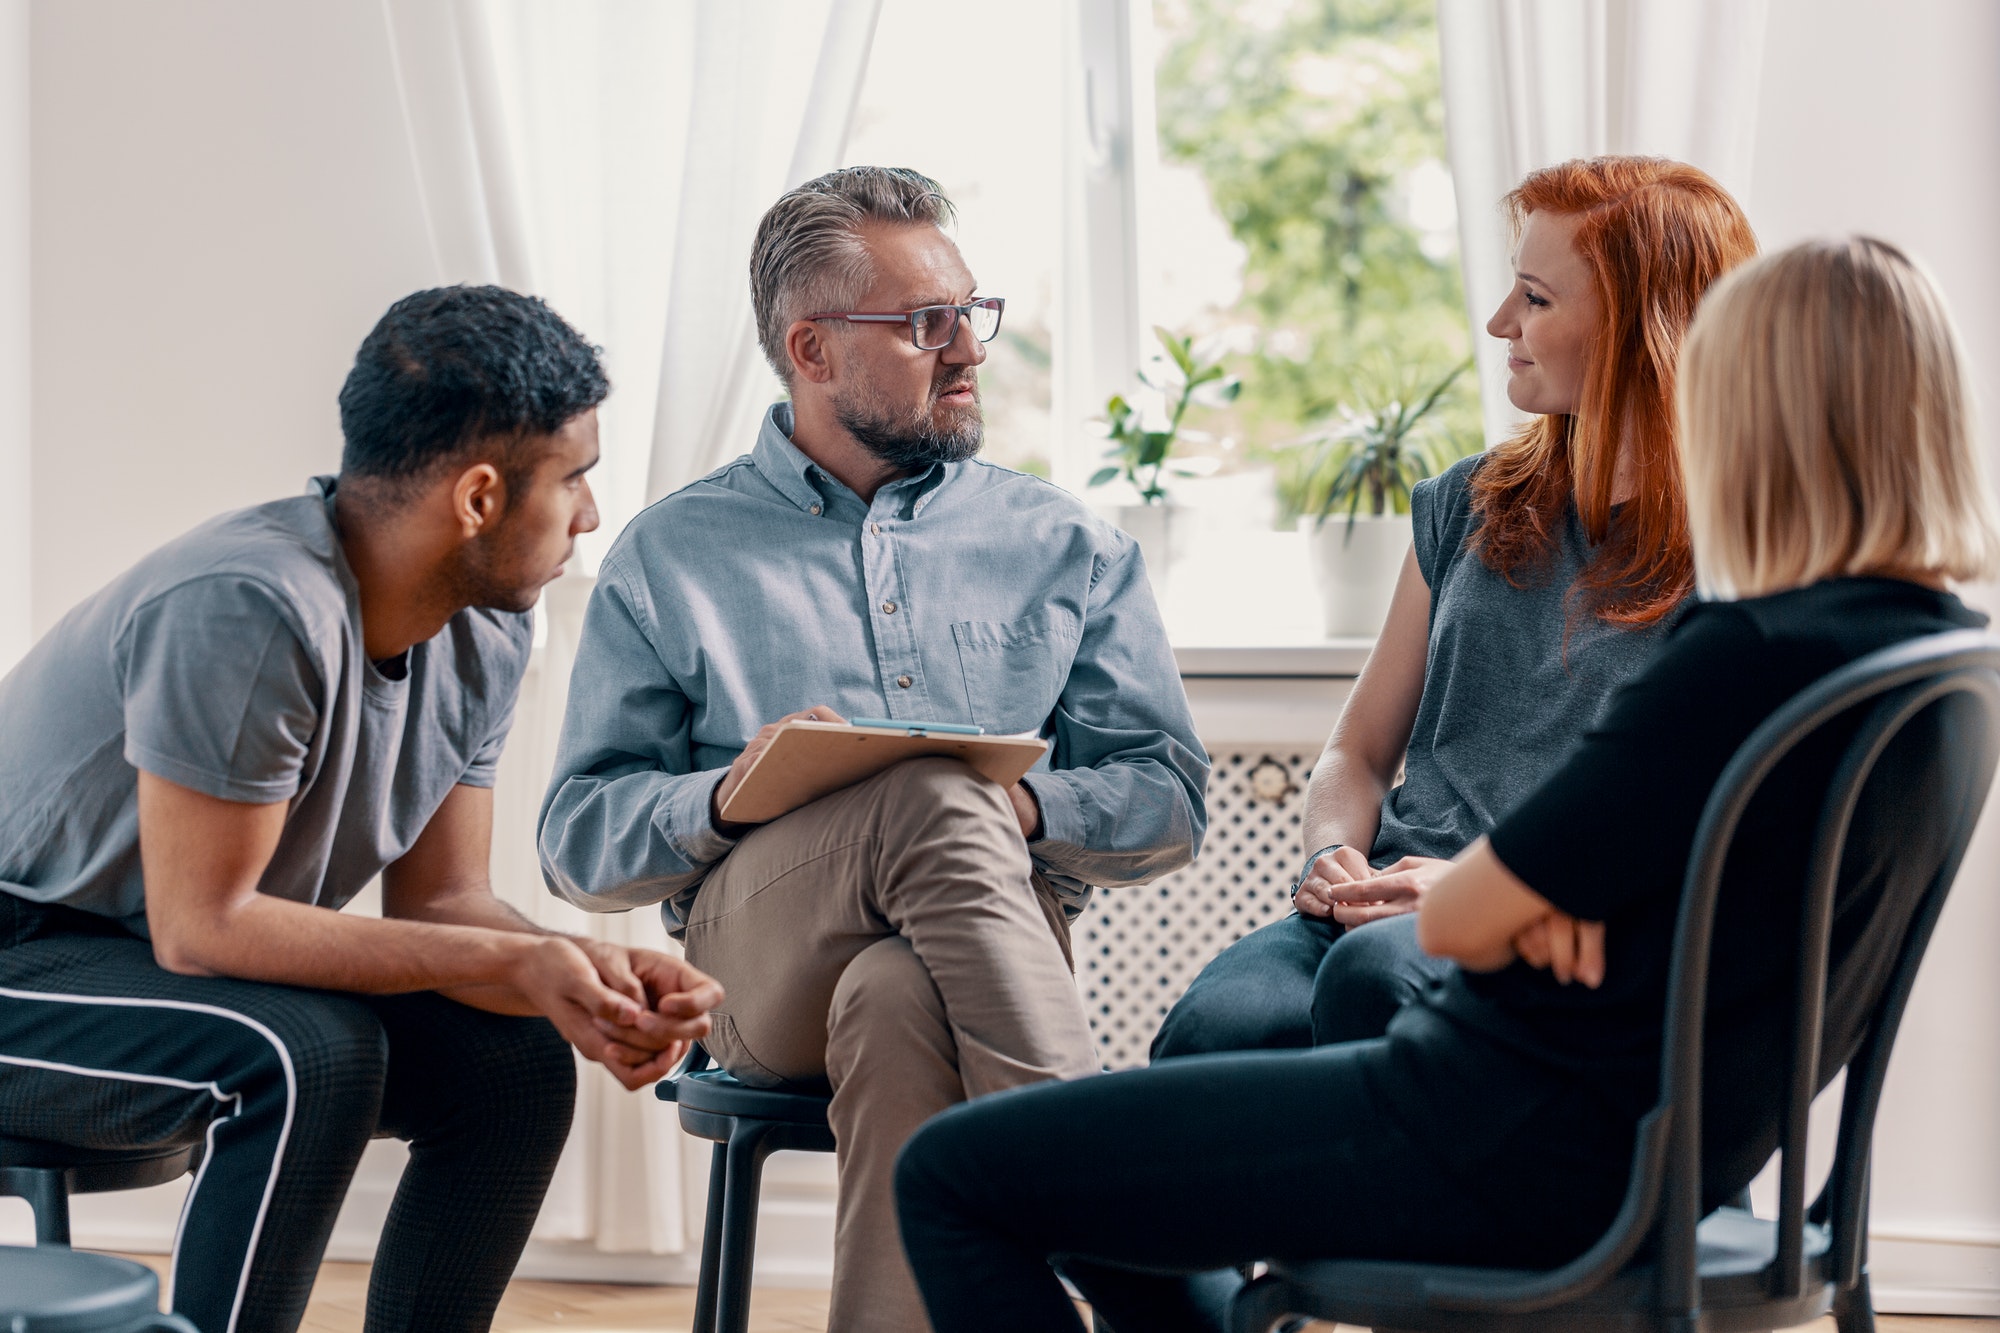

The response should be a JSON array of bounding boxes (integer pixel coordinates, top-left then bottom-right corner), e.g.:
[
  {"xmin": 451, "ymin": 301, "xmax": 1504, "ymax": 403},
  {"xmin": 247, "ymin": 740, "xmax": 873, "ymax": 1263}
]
[{"xmin": 1678, "ymin": 235, "xmax": 2000, "ymax": 599}]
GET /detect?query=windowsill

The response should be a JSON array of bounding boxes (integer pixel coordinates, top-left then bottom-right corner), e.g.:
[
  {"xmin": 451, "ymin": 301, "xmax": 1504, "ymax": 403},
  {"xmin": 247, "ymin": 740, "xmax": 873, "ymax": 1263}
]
[{"xmin": 1172, "ymin": 638, "xmax": 1374, "ymax": 678}]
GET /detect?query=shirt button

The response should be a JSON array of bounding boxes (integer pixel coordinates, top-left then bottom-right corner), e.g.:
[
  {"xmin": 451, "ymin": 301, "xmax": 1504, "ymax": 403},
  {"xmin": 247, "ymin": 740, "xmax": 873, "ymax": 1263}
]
[
  {"xmin": 871, "ymin": 523, "xmax": 882, "ymax": 535},
  {"xmin": 808, "ymin": 504, "xmax": 822, "ymax": 516},
  {"xmin": 882, "ymin": 601, "xmax": 898, "ymax": 615},
  {"xmin": 896, "ymin": 675, "xmax": 913, "ymax": 689}
]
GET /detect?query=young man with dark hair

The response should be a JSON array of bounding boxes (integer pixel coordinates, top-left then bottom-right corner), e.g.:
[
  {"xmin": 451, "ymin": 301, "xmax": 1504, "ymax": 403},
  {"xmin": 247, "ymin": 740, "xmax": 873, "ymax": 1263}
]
[
  {"xmin": 0, "ymin": 286, "xmax": 722, "ymax": 1333},
  {"xmin": 541, "ymin": 167, "xmax": 1208, "ymax": 1331}
]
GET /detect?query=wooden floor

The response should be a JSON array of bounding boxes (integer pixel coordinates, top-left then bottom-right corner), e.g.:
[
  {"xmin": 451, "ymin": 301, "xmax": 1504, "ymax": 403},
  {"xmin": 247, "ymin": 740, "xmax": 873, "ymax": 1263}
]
[{"xmin": 116, "ymin": 1255, "xmax": 1998, "ymax": 1333}]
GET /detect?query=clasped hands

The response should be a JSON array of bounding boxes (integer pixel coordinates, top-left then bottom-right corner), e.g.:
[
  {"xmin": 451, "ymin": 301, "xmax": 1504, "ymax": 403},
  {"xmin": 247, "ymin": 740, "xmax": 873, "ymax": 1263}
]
[
  {"xmin": 1296, "ymin": 848, "xmax": 1605, "ymax": 987},
  {"xmin": 512, "ymin": 935, "xmax": 725, "ymax": 1090}
]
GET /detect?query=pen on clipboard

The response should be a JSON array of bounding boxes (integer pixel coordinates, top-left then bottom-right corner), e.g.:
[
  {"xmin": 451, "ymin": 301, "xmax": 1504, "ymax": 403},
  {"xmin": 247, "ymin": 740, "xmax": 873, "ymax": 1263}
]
[{"xmin": 847, "ymin": 717, "xmax": 985, "ymax": 736}]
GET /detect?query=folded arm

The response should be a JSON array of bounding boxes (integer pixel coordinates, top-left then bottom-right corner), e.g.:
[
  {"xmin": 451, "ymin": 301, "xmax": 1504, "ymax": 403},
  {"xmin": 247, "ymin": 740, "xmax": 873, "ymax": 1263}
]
[{"xmin": 1417, "ymin": 838, "xmax": 1604, "ymax": 987}]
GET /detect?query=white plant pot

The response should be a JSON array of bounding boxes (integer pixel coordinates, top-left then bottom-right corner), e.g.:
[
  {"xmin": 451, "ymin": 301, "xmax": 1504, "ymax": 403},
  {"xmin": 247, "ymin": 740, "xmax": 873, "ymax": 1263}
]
[
  {"xmin": 1303, "ymin": 511, "xmax": 1412, "ymax": 638},
  {"xmin": 1115, "ymin": 502, "xmax": 1195, "ymax": 591}
]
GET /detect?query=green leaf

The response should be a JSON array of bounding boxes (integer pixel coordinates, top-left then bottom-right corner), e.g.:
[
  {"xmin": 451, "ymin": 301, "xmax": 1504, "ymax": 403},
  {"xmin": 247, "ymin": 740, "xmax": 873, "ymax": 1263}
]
[
  {"xmin": 1088, "ymin": 466, "xmax": 1121, "ymax": 487},
  {"xmin": 1156, "ymin": 326, "xmax": 1196, "ymax": 375}
]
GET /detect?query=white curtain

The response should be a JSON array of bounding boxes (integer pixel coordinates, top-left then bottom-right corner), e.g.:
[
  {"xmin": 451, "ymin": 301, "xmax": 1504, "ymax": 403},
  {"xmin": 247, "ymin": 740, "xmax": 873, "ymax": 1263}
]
[
  {"xmin": 0, "ymin": 0, "xmax": 28, "ymax": 676},
  {"xmin": 380, "ymin": 0, "xmax": 880, "ymax": 1257},
  {"xmin": 1435, "ymin": 0, "xmax": 1771, "ymax": 446}
]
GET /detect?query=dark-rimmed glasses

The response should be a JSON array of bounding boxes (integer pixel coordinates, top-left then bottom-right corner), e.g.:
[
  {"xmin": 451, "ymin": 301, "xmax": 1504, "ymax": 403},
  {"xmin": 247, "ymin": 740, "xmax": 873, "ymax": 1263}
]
[{"xmin": 806, "ymin": 297, "xmax": 1005, "ymax": 351}]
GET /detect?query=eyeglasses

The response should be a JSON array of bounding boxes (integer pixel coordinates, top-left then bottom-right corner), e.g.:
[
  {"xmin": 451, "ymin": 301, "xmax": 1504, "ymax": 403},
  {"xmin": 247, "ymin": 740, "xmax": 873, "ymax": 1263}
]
[{"xmin": 805, "ymin": 297, "xmax": 1006, "ymax": 351}]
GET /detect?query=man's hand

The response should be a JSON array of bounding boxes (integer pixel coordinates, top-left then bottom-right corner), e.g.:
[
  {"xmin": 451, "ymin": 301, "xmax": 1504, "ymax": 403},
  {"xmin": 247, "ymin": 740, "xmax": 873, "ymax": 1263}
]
[
  {"xmin": 1007, "ymin": 782, "xmax": 1042, "ymax": 841},
  {"xmin": 572, "ymin": 940, "xmax": 725, "ymax": 1088},
  {"xmin": 1292, "ymin": 845, "xmax": 1374, "ymax": 919},
  {"xmin": 1511, "ymin": 911, "xmax": 1606, "ymax": 987},
  {"xmin": 505, "ymin": 936, "xmax": 659, "ymax": 1082},
  {"xmin": 711, "ymin": 705, "xmax": 848, "ymax": 836}
]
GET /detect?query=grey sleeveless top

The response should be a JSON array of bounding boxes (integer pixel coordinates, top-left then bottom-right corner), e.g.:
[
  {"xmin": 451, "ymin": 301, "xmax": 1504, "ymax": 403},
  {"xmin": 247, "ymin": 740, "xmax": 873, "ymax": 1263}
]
[{"xmin": 1369, "ymin": 453, "xmax": 1683, "ymax": 866}]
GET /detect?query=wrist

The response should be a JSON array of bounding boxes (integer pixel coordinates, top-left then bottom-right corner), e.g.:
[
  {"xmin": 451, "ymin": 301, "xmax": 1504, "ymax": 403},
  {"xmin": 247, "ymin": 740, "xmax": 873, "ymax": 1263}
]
[
  {"xmin": 501, "ymin": 933, "xmax": 565, "ymax": 985},
  {"xmin": 709, "ymin": 772, "xmax": 751, "ymax": 839},
  {"xmin": 1292, "ymin": 843, "xmax": 1345, "ymax": 896}
]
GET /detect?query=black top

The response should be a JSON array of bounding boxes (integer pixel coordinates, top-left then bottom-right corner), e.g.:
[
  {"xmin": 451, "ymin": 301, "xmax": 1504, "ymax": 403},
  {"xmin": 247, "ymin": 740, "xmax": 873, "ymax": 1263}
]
[{"xmin": 1413, "ymin": 577, "xmax": 1985, "ymax": 1198}]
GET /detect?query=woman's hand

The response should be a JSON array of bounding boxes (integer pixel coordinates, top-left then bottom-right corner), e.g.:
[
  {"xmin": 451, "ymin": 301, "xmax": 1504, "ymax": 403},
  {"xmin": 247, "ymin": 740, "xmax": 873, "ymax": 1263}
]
[
  {"xmin": 1311, "ymin": 855, "xmax": 1455, "ymax": 926},
  {"xmin": 1292, "ymin": 846, "xmax": 1375, "ymax": 919},
  {"xmin": 1511, "ymin": 911, "xmax": 1607, "ymax": 987}
]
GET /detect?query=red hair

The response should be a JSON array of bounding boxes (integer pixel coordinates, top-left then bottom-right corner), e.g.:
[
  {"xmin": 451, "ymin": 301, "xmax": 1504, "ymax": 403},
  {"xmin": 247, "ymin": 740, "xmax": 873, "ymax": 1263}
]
[{"xmin": 1469, "ymin": 157, "xmax": 1758, "ymax": 626}]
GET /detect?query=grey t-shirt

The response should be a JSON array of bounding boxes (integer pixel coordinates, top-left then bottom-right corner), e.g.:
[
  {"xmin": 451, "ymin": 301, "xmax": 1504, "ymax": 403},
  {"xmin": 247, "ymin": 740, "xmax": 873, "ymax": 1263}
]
[
  {"xmin": 1370, "ymin": 453, "xmax": 1683, "ymax": 866},
  {"xmin": 0, "ymin": 476, "xmax": 532, "ymax": 937}
]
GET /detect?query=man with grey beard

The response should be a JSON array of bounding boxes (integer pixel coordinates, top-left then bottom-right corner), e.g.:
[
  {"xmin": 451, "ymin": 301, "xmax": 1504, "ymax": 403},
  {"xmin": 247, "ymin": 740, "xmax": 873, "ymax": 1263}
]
[{"xmin": 539, "ymin": 166, "xmax": 1209, "ymax": 1330}]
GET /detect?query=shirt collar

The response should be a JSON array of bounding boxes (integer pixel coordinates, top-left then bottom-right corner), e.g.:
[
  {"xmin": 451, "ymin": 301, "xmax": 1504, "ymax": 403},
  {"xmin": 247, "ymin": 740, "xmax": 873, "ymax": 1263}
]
[{"xmin": 750, "ymin": 401, "xmax": 958, "ymax": 519}]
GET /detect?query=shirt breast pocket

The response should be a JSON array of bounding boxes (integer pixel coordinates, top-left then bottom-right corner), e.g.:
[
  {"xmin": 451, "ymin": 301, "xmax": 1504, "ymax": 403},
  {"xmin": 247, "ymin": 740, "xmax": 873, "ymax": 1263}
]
[{"xmin": 950, "ymin": 609, "xmax": 1079, "ymax": 737}]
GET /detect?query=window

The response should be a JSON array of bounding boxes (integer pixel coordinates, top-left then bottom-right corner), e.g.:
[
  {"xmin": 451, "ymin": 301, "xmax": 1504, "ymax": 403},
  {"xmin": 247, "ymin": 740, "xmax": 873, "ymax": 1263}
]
[
  {"xmin": 846, "ymin": 0, "xmax": 1477, "ymax": 645},
  {"xmin": 843, "ymin": 0, "xmax": 1062, "ymax": 480}
]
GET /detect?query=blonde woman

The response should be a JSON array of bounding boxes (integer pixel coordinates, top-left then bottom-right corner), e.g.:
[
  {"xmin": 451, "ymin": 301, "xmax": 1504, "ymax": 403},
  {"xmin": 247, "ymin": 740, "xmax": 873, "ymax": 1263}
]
[{"xmin": 894, "ymin": 235, "xmax": 2000, "ymax": 1332}]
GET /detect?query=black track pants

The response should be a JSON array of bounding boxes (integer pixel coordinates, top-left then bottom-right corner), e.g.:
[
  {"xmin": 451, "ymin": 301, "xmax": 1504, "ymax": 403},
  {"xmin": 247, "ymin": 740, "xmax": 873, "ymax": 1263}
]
[{"xmin": 0, "ymin": 917, "xmax": 576, "ymax": 1333}]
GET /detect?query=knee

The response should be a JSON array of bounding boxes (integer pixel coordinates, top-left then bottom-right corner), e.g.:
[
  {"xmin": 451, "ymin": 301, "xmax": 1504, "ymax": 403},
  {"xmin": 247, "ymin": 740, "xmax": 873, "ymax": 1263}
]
[
  {"xmin": 463, "ymin": 1016, "xmax": 577, "ymax": 1128},
  {"xmin": 871, "ymin": 756, "xmax": 1017, "ymax": 837},
  {"xmin": 1310, "ymin": 915, "xmax": 1424, "ymax": 1045},
  {"xmin": 1150, "ymin": 917, "xmax": 1331, "ymax": 1060},
  {"xmin": 279, "ymin": 992, "xmax": 390, "ymax": 1090},
  {"xmin": 1150, "ymin": 986, "xmax": 1262, "ymax": 1061}
]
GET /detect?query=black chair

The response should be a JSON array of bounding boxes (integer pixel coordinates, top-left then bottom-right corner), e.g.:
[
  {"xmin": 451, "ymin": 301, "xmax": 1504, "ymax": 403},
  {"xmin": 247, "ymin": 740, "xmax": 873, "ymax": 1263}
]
[
  {"xmin": 0, "ymin": 1244, "xmax": 199, "ymax": 1330},
  {"xmin": 1231, "ymin": 630, "xmax": 2000, "ymax": 1333},
  {"xmin": 0, "ymin": 1138, "xmax": 200, "ymax": 1246},
  {"xmin": 657, "ymin": 1044, "xmax": 836, "ymax": 1333}
]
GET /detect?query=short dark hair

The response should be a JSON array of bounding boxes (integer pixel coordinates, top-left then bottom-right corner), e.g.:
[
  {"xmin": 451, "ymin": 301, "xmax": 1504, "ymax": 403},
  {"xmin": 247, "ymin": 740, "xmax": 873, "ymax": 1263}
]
[{"xmin": 338, "ymin": 285, "xmax": 609, "ymax": 485}]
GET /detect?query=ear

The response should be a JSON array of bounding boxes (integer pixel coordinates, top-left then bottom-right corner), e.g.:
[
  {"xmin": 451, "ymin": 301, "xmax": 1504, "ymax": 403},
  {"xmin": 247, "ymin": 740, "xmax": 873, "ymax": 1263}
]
[
  {"xmin": 786, "ymin": 319, "xmax": 837, "ymax": 386},
  {"xmin": 450, "ymin": 462, "xmax": 507, "ymax": 539}
]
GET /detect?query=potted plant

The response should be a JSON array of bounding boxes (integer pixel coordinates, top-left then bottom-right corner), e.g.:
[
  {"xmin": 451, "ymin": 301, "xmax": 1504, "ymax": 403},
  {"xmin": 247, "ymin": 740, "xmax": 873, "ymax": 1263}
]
[
  {"xmin": 1089, "ymin": 327, "xmax": 1239, "ymax": 585},
  {"xmin": 1285, "ymin": 357, "xmax": 1472, "ymax": 637}
]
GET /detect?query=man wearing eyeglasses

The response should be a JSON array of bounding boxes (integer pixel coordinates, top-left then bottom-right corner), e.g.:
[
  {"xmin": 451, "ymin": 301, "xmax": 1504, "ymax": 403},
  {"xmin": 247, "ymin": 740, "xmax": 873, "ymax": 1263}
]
[{"xmin": 539, "ymin": 165, "xmax": 1208, "ymax": 1330}]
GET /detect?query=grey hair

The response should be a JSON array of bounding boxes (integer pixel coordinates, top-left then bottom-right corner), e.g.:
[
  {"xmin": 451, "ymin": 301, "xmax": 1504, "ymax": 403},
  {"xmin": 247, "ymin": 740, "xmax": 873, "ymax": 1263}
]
[{"xmin": 750, "ymin": 166, "xmax": 956, "ymax": 382}]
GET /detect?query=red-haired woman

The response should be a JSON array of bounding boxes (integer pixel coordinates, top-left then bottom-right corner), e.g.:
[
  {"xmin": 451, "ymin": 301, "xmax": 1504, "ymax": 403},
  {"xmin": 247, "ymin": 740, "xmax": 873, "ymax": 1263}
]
[{"xmin": 1153, "ymin": 157, "xmax": 1759, "ymax": 1062}]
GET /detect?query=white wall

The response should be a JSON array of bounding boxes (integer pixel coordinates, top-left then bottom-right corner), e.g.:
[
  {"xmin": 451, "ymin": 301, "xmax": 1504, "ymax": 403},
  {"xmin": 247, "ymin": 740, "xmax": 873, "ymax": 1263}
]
[
  {"xmin": 29, "ymin": 0, "xmax": 436, "ymax": 633},
  {"xmin": 1748, "ymin": 0, "xmax": 2000, "ymax": 1311}
]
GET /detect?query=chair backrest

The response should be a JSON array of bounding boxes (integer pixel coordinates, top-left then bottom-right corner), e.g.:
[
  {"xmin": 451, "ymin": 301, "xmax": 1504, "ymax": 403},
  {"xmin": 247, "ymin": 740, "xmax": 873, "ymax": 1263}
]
[{"xmin": 1423, "ymin": 629, "xmax": 2000, "ymax": 1317}]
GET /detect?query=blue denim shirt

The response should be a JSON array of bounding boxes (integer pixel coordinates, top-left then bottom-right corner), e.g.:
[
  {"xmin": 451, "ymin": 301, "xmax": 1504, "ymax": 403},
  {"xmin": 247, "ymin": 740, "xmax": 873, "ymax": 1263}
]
[{"xmin": 538, "ymin": 403, "xmax": 1209, "ymax": 932}]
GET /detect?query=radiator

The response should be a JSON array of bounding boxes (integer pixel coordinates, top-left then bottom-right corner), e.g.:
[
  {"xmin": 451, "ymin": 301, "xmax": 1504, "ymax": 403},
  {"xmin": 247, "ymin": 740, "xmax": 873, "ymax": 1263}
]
[{"xmin": 1076, "ymin": 748, "xmax": 1315, "ymax": 1069}]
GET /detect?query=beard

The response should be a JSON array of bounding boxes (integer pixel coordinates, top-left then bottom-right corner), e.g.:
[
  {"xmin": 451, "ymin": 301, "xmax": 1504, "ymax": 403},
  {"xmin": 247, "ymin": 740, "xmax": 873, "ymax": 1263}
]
[
  {"xmin": 453, "ymin": 514, "xmax": 558, "ymax": 615},
  {"xmin": 833, "ymin": 369, "xmax": 985, "ymax": 471}
]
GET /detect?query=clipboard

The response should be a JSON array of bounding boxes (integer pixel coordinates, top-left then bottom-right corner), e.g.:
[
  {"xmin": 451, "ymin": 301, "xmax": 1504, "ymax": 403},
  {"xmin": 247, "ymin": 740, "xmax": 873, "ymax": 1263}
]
[{"xmin": 717, "ymin": 720, "xmax": 1049, "ymax": 825}]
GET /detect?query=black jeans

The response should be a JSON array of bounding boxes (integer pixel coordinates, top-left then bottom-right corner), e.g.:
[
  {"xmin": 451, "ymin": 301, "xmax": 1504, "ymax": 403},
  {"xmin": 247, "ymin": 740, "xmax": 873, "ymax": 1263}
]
[
  {"xmin": 0, "ymin": 902, "xmax": 576, "ymax": 1333},
  {"xmin": 1150, "ymin": 912, "xmax": 1452, "ymax": 1058},
  {"xmin": 895, "ymin": 1023, "xmax": 1630, "ymax": 1333}
]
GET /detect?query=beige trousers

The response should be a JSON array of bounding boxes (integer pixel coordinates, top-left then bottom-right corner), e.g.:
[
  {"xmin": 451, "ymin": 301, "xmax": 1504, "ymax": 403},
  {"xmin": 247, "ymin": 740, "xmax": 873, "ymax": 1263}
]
[{"xmin": 682, "ymin": 757, "xmax": 1100, "ymax": 1332}]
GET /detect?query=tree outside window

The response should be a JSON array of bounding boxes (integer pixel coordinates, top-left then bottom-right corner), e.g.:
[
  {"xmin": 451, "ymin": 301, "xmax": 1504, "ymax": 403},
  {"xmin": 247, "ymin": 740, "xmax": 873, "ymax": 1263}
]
[{"xmin": 1149, "ymin": 0, "xmax": 1481, "ymax": 525}]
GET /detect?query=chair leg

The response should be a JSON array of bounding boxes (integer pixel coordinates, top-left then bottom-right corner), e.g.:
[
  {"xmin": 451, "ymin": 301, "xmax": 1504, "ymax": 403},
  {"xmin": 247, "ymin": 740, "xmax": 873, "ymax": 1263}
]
[
  {"xmin": 715, "ymin": 1122, "xmax": 781, "ymax": 1333},
  {"xmin": 1834, "ymin": 1271, "xmax": 1877, "ymax": 1333},
  {"xmin": 691, "ymin": 1142, "xmax": 729, "ymax": 1333},
  {"xmin": 3, "ymin": 1167, "xmax": 73, "ymax": 1245},
  {"xmin": 1229, "ymin": 1274, "xmax": 1296, "ymax": 1333}
]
